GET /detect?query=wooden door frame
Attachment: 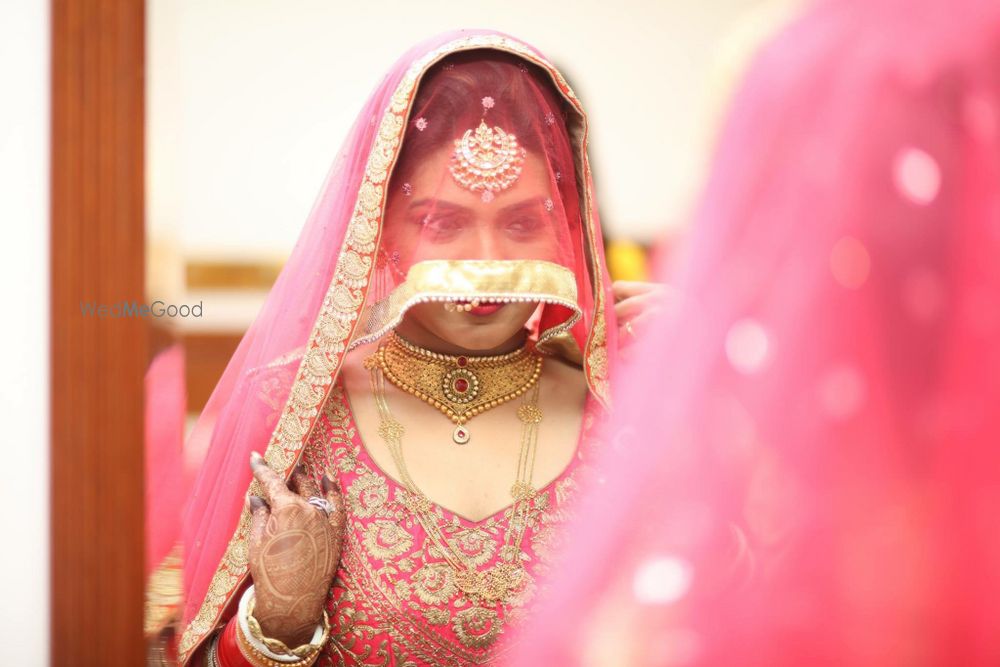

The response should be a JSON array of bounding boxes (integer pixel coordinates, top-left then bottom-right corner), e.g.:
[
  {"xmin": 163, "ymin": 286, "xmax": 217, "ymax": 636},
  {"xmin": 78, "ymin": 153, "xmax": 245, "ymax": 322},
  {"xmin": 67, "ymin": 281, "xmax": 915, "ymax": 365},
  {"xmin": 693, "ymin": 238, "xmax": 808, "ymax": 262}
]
[{"xmin": 51, "ymin": 0, "xmax": 146, "ymax": 664}]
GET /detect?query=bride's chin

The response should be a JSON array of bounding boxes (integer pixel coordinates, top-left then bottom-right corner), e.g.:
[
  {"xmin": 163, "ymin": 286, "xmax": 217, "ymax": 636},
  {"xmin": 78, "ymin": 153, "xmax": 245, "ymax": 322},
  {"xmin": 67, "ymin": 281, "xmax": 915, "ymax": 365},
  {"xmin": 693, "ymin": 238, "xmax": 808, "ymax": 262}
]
[
  {"xmin": 439, "ymin": 323, "xmax": 524, "ymax": 352},
  {"xmin": 397, "ymin": 301, "xmax": 535, "ymax": 354}
]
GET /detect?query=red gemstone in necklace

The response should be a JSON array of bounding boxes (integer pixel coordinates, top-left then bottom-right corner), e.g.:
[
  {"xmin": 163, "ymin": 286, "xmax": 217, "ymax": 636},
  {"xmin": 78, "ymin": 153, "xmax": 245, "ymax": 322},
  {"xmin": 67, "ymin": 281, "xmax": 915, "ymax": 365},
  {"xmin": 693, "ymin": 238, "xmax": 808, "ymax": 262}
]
[
  {"xmin": 454, "ymin": 378, "xmax": 469, "ymax": 393},
  {"xmin": 457, "ymin": 356, "xmax": 468, "ymax": 368}
]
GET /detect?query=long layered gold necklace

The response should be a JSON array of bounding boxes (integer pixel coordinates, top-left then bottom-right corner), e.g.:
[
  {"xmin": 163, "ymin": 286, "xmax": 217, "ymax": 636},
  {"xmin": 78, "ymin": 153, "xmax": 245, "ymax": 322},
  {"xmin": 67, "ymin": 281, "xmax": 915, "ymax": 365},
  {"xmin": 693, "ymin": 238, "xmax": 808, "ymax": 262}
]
[
  {"xmin": 366, "ymin": 347, "xmax": 543, "ymax": 605},
  {"xmin": 374, "ymin": 332, "xmax": 543, "ymax": 444}
]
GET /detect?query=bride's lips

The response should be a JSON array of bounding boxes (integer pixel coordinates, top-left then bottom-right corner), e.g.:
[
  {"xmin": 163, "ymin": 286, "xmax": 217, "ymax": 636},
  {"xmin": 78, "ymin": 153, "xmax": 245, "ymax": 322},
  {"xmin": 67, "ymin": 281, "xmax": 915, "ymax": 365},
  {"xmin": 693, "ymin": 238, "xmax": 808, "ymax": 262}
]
[
  {"xmin": 469, "ymin": 303, "xmax": 503, "ymax": 316},
  {"xmin": 454, "ymin": 300, "xmax": 505, "ymax": 317}
]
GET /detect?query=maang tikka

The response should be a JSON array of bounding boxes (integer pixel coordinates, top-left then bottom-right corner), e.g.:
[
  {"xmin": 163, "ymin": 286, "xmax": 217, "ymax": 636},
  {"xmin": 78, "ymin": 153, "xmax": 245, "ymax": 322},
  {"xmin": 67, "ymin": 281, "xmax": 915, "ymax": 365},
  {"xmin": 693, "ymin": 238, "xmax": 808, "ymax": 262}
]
[{"xmin": 449, "ymin": 96, "xmax": 526, "ymax": 203}]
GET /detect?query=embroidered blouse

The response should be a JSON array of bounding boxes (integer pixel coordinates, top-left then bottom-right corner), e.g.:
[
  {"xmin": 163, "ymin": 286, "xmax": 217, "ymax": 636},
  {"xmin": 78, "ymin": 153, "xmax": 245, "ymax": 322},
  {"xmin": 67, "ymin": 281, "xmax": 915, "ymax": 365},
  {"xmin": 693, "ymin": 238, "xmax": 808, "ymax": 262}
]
[{"xmin": 213, "ymin": 381, "xmax": 601, "ymax": 667}]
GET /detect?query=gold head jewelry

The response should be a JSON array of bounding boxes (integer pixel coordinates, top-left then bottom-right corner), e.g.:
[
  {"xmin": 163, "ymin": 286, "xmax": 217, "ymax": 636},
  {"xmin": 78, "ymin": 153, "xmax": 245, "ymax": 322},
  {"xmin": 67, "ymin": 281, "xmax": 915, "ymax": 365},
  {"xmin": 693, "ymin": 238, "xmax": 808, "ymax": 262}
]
[
  {"xmin": 368, "ymin": 333, "xmax": 542, "ymax": 444},
  {"xmin": 449, "ymin": 120, "xmax": 526, "ymax": 202}
]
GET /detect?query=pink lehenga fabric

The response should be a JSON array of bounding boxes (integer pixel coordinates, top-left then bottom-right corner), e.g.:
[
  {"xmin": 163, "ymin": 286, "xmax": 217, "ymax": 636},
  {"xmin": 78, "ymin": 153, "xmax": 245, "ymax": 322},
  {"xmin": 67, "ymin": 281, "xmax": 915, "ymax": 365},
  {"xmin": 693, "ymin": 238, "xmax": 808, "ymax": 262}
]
[
  {"xmin": 508, "ymin": 0, "xmax": 1000, "ymax": 665},
  {"xmin": 178, "ymin": 30, "xmax": 617, "ymax": 665}
]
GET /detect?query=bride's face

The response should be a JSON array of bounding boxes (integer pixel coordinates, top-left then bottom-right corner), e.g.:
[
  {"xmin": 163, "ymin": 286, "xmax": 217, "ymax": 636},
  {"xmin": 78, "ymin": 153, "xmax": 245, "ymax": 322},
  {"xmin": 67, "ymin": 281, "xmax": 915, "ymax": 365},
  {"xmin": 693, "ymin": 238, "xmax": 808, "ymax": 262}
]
[{"xmin": 385, "ymin": 145, "xmax": 561, "ymax": 353}]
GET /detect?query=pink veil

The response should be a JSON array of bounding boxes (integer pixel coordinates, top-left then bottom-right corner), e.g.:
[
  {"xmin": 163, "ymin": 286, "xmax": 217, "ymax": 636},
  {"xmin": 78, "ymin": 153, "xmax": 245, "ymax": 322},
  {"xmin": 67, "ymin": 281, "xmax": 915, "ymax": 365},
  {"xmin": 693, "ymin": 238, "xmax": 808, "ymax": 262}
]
[
  {"xmin": 145, "ymin": 344, "xmax": 189, "ymax": 638},
  {"xmin": 509, "ymin": 0, "xmax": 1000, "ymax": 664},
  {"xmin": 177, "ymin": 30, "xmax": 616, "ymax": 664}
]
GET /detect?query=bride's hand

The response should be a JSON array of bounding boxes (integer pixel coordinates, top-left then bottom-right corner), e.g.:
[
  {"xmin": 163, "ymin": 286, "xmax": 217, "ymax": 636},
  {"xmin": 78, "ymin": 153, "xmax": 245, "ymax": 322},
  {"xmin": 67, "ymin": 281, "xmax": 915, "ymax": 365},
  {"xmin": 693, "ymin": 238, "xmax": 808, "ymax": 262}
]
[
  {"xmin": 613, "ymin": 280, "xmax": 669, "ymax": 347},
  {"xmin": 246, "ymin": 452, "xmax": 346, "ymax": 647}
]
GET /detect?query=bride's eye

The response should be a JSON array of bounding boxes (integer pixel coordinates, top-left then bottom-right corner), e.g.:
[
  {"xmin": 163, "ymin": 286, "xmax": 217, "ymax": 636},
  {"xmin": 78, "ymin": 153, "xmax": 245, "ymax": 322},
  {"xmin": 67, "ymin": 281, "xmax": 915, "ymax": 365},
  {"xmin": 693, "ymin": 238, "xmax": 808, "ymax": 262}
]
[
  {"xmin": 502, "ymin": 215, "xmax": 545, "ymax": 240},
  {"xmin": 416, "ymin": 213, "xmax": 468, "ymax": 242}
]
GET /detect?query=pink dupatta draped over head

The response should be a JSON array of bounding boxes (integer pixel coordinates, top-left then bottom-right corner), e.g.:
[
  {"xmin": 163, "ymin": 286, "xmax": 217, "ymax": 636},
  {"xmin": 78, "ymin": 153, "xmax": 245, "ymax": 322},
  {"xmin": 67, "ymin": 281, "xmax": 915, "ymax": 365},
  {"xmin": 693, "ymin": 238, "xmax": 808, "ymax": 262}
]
[
  {"xmin": 508, "ymin": 0, "xmax": 1000, "ymax": 664},
  {"xmin": 178, "ymin": 30, "xmax": 616, "ymax": 665}
]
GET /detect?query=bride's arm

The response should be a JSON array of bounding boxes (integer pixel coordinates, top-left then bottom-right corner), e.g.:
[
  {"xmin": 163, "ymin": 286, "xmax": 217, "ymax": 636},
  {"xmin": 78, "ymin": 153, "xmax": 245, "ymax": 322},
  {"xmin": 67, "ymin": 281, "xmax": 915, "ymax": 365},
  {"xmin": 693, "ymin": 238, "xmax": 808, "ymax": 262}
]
[{"xmin": 207, "ymin": 456, "xmax": 345, "ymax": 666}]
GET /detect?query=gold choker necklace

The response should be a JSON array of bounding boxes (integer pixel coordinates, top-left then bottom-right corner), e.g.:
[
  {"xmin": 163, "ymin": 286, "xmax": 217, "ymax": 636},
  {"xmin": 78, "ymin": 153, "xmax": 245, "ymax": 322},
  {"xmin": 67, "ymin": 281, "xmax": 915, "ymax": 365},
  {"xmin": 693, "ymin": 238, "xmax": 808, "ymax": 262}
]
[{"xmin": 367, "ymin": 333, "xmax": 543, "ymax": 444}]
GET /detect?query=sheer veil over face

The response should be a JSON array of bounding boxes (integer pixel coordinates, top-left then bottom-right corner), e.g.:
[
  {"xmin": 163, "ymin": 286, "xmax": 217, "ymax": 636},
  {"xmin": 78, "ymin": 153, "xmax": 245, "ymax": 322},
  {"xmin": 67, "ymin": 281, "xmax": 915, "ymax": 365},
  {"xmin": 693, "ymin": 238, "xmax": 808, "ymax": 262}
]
[
  {"xmin": 177, "ymin": 32, "xmax": 616, "ymax": 664},
  {"xmin": 357, "ymin": 51, "xmax": 592, "ymax": 354}
]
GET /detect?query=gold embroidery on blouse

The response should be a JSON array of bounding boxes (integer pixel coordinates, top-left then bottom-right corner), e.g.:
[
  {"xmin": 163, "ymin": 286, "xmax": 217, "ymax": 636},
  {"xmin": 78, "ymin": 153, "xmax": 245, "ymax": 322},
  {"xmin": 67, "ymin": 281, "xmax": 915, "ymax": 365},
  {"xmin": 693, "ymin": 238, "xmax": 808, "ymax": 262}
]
[
  {"xmin": 450, "ymin": 529, "xmax": 498, "ymax": 568},
  {"xmin": 530, "ymin": 524, "xmax": 559, "ymax": 566},
  {"xmin": 294, "ymin": 384, "xmax": 602, "ymax": 665},
  {"xmin": 325, "ymin": 585, "xmax": 392, "ymax": 666},
  {"xmin": 506, "ymin": 569, "xmax": 538, "ymax": 609},
  {"xmin": 451, "ymin": 607, "xmax": 501, "ymax": 650},
  {"xmin": 364, "ymin": 520, "xmax": 416, "ymax": 560},
  {"xmin": 348, "ymin": 473, "xmax": 391, "ymax": 517},
  {"xmin": 422, "ymin": 607, "xmax": 451, "ymax": 627},
  {"xmin": 394, "ymin": 579, "xmax": 413, "ymax": 601},
  {"xmin": 413, "ymin": 563, "xmax": 458, "ymax": 605}
]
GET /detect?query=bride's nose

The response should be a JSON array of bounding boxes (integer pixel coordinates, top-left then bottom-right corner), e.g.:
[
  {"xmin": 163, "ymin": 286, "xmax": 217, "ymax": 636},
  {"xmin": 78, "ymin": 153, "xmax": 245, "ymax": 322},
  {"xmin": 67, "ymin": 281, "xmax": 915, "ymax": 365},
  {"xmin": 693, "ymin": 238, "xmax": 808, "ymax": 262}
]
[{"xmin": 470, "ymin": 225, "xmax": 509, "ymax": 260}]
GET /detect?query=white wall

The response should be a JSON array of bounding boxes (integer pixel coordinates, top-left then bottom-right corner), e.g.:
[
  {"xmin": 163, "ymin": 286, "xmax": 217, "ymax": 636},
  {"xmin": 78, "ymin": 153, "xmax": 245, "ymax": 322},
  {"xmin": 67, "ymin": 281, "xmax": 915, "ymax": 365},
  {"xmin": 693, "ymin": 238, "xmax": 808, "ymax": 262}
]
[
  {"xmin": 0, "ymin": 1, "xmax": 50, "ymax": 663},
  {"xmin": 149, "ymin": 0, "xmax": 766, "ymax": 259}
]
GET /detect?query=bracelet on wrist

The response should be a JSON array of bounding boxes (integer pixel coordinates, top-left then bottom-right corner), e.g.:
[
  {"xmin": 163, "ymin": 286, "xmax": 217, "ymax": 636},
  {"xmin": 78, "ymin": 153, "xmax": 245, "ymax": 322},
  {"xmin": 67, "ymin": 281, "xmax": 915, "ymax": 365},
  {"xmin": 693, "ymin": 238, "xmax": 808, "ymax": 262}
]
[
  {"xmin": 247, "ymin": 593, "xmax": 329, "ymax": 658},
  {"xmin": 236, "ymin": 585, "xmax": 329, "ymax": 667}
]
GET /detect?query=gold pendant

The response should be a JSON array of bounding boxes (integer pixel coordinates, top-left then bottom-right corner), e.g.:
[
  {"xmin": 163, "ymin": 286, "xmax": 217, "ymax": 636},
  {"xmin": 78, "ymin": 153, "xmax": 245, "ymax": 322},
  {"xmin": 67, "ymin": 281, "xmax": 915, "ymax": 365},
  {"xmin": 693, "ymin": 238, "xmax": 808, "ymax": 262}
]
[
  {"xmin": 453, "ymin": 424, "xmax": 471, "ymax": 445},
  {"xmin": 454, "ymin": 564, "xmax": 524, "ymax": 603},
  {"xmin": 455, "ymin": 569, "xmax": 482, "ymax": 596},
  {"xmin": 442, "ymin": 365, "xmax": 479, "ymax": 404}
]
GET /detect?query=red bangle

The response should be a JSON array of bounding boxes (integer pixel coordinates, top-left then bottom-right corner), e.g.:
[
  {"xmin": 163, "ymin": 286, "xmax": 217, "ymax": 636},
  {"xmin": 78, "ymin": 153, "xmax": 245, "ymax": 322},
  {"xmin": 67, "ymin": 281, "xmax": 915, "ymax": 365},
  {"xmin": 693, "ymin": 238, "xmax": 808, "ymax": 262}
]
[{"xmin": 216, "ymin": 615, "xmax": 253, "ymax": 667}]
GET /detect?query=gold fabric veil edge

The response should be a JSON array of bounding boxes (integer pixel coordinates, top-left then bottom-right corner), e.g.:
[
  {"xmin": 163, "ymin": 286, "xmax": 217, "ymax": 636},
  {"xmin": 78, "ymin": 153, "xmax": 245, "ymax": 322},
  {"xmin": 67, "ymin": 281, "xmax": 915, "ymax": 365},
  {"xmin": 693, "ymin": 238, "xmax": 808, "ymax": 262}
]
[
  {"xmin": 349, "ymin": 259, "xmax": 583, "ymax": 352},
  {"xmin": 177, "ymin": 34, "xmax": 609, "ymax": 663}
]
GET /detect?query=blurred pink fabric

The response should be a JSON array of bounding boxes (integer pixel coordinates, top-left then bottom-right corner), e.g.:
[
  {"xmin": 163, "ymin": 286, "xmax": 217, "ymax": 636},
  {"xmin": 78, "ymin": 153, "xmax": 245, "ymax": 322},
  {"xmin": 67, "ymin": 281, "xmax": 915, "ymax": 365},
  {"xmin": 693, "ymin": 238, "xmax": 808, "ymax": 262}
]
[
  {"xmin": 146, "ymin": 343, "xmax": 189, "ymax": 577},
  {"xmin": 509, "ymin": 0, "xmax": 1000, "ymax": 664}
]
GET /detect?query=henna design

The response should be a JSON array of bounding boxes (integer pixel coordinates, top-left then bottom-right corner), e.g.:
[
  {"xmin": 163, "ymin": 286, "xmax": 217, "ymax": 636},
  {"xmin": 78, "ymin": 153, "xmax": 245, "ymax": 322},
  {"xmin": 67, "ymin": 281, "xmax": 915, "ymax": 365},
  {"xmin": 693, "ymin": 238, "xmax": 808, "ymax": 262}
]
[{"xmin": 248, "ymin": 456, "xmax": 346, "ymax": 647}]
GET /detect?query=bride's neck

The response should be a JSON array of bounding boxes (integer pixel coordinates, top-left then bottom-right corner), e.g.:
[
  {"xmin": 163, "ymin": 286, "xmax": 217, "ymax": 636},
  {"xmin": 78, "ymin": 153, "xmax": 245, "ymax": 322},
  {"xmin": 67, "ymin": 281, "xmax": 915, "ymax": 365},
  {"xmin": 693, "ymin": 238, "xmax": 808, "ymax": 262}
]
[{"xmin": 393, "ymin": 321, "xmax": 528, "ymax": 356}]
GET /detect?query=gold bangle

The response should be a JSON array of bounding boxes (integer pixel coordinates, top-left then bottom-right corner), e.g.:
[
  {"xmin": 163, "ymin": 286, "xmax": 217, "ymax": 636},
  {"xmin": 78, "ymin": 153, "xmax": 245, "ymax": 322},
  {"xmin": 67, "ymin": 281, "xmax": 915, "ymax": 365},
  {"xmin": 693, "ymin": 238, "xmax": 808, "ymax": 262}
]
[
  {"xmin": 236, "ymin": 616, "xmax": 324, "ymax": 667},
  {"xmin": 246, "ymin": 595, "xmax": 331, "ymax": 659}
]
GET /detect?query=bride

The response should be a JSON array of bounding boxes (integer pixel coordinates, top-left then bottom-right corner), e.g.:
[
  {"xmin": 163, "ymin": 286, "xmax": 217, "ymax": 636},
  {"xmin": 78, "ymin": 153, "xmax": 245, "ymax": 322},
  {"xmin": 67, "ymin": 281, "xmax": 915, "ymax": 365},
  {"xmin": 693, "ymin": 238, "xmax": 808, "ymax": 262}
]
[{"xmin": 177, "ymin": 30, "xmax": 651, "ymax": 667}]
